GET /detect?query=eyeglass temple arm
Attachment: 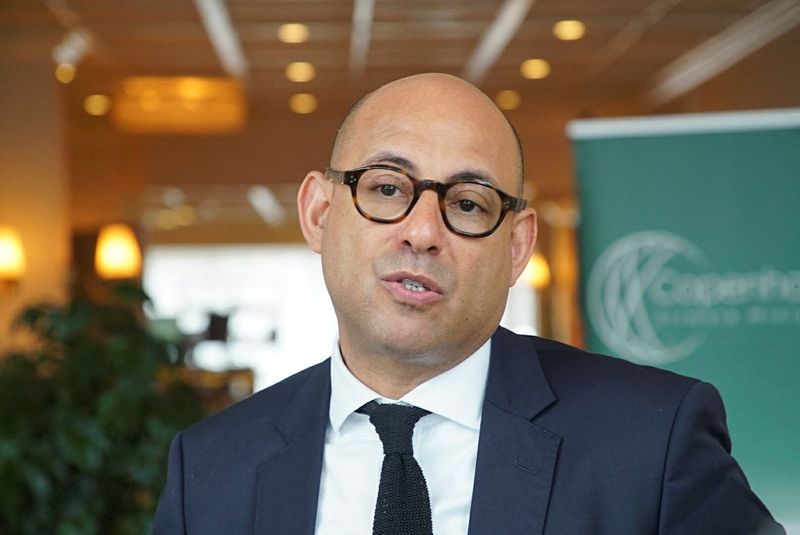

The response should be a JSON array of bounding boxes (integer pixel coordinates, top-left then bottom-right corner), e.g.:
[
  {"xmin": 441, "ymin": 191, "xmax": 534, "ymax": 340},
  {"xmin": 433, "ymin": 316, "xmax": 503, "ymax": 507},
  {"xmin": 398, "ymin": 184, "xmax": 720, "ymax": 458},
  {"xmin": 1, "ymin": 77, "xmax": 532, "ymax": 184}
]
[
  {"xmin": 324, "ymin": 168, "xmax": 346, "ymax": 184},
  {"xmin": 508, "ymin": 197, "xmax": 528, "ymax": 211}
]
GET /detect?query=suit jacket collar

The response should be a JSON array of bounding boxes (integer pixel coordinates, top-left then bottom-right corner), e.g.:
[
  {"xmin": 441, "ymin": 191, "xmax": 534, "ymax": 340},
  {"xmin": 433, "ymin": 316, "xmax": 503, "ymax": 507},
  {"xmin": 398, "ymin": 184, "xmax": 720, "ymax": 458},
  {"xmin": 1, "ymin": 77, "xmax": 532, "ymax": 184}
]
[
  {"xmin": 254, "ymin": 359, "xmax": 331, "ymax": 535},
  {"xmin": 468, "ymin": 326, "xmax": 561, "ymax": 535},
  {"xmin": 253, "ymin": 327, "xmax": 561, "ymax": 534},
  {"xmin": 485, "ymin": 327, "xmax": 556, "ymax": 419}
]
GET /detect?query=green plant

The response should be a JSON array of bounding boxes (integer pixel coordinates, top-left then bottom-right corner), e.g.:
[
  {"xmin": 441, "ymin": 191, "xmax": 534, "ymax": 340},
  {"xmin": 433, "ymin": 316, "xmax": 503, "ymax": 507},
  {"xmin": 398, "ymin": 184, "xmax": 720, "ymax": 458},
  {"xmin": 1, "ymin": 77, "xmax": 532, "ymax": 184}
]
[{"xmin": 0, "ymin": 284, "xmax": 205, "ymax": 535}]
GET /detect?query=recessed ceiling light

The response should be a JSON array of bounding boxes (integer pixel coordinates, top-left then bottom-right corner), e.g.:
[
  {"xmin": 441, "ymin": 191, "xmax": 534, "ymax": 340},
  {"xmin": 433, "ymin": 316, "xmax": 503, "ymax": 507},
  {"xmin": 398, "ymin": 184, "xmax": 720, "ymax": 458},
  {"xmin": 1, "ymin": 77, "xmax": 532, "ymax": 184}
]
[
  {"xmin": 289, "ymin": 93, "xmax": 318, "ymax": 114},
  {"xmin": 494, "ymin": 90, "xmax": 521, "ymax": 111},
  {"xmin": 84, "ymin": 94, "xmax": 111, "ymax": 116},
  {"xmin": 278, "ymin": 23, "xmax": 310, "ymax": 44},
  {"xmin": 285, "ymin": 62, "xmax": 315, "ymax": 83},
  {"xmin": 55, "ymin": 63, "xmax": 76, "ymax": 84},
  {"xmin": 553, "ymin": 20, "xmax": 585, "ymax": 41},
  {"xmin": 520, "ymin": 59, "xmax": 550, "ymax": 80}
]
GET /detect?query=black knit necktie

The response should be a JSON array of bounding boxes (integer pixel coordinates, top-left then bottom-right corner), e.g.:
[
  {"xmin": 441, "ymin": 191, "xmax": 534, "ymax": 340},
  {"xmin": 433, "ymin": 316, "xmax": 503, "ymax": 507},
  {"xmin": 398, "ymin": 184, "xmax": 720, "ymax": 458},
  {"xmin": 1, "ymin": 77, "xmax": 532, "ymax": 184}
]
[{"xmin": 358, "ymin": 401, "xmax": 433, "ymax": 535}]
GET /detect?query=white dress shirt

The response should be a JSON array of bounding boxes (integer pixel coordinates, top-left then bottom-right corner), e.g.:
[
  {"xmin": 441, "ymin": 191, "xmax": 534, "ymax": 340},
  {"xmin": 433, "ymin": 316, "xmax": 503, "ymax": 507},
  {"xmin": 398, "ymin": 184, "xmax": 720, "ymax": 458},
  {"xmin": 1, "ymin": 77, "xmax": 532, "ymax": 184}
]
[{"xmin": 314, "ymin": 340, "xmax": 491, "ymax": 534}]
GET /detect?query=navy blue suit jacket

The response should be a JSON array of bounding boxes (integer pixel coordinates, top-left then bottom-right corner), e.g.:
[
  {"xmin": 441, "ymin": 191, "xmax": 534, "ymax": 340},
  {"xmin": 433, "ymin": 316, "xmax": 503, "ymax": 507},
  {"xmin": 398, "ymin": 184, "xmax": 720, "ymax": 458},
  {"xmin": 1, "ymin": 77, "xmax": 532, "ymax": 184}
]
[{"xmin": 152, "ymin": 327, "xmax": 784, "ymax": 534}]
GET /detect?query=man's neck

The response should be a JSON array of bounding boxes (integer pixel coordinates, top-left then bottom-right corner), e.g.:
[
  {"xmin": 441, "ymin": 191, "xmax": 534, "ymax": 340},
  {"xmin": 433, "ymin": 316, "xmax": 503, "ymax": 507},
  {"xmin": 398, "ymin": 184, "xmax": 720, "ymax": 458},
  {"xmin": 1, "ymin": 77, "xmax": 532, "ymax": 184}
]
[
  {"xmin": 344, "ymin": 358, "xmax": 451, "ymax": 400},
  {"xmin": 338, "ymin": 341, "xmax": 479, "ymax": 400}
]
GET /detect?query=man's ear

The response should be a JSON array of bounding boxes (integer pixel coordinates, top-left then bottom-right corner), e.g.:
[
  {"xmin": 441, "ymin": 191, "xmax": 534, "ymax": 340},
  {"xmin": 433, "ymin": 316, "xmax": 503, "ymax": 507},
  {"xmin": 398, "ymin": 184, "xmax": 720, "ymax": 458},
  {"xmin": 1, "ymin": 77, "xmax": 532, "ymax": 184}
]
[
  {"xmin": 508, "ymin": 208, "xmax": 538, "ymax": 287},
  {"xmin": 297, "ymin": 170, "xmax": 331, "ymax": 253}
]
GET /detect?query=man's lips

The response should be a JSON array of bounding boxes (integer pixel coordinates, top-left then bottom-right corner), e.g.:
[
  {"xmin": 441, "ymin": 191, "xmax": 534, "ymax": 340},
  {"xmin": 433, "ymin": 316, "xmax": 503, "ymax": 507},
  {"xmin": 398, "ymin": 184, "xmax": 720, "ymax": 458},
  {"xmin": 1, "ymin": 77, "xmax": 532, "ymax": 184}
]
[
  {"xmin": 381, "ymin": 271, "xmax": 443, "ymax": 294},
  {"xmin": 380, "ymin": 271, "xmax": 444, "ymax": 304}
]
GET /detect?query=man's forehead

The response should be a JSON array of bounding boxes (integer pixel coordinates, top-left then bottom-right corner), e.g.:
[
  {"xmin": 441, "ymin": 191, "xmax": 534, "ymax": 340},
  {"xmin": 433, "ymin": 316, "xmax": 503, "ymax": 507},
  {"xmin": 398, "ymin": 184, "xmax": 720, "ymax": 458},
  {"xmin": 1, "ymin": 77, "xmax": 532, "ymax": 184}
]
[
  {"xmin": 347, "ymin": 85, "xmax": 509, "ymax": 150},
  {"xmin": 346, "ymin": 108, "xmax": 513, "ymax": 175},
  {"xmin": 355, "ymin": 77, "xmax": 499, "ymax": 125},
  {"xmin": 332, "ymin": 73, "xmax": 524, "ymax": 192}
]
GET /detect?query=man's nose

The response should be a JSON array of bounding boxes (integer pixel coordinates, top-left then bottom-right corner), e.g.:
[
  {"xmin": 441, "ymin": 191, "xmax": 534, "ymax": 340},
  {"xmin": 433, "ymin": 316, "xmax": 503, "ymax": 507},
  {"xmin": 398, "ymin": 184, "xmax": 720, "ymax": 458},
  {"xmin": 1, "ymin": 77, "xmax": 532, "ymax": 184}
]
[{"xmin": 398, "ymin": 190, "xmax": 446, "ymax": 254}]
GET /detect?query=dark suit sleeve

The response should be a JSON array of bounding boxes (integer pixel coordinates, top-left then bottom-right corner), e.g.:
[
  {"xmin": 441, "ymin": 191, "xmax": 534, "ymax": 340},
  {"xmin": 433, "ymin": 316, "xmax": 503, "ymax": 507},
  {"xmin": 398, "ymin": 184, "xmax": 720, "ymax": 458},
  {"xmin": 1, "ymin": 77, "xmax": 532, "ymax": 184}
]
[
  {"xmin": 151, "ymin": 433, "xmax": 187, "ymax": 535},
  {"xmin": 658, "ymin": 382, "xmax": 785, "ymax": 534}
]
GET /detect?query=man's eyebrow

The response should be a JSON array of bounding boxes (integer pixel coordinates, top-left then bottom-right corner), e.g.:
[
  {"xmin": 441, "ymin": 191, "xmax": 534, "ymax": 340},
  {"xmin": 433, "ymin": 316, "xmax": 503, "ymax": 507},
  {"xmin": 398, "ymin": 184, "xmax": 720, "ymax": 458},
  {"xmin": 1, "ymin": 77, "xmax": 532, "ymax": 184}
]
[
  {"xmin": 361, "ymin": 152, "xmax": 418, "ymax": 175},
  {"xmin": 449, "ymin": 169, "xmax": 499, "ymax": 188},
  {"xmin": 360, "ymin": 153, "xmax": 501, "ymax": 189}
]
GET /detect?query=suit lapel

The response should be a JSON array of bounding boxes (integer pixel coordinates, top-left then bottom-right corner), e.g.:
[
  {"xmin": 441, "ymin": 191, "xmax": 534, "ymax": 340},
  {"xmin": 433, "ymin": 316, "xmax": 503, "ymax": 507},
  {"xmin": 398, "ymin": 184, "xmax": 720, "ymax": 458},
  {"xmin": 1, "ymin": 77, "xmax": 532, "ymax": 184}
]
[
  {"xmin": 254, "ymin": 360, "xmax": 331, "ymax": 535},
  {"xmin": 468, "ymin": 328, "xmax": 561, "ymax": 535}
]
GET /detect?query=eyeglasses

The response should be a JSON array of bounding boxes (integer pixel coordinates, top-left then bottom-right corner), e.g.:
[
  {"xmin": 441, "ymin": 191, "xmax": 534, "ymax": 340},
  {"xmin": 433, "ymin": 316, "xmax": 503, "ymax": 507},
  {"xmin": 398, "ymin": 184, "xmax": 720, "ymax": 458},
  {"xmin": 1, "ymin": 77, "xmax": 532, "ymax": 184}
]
[{"xmin": 325, "ymin": 164, "xmax": 527, "ymax": 238}]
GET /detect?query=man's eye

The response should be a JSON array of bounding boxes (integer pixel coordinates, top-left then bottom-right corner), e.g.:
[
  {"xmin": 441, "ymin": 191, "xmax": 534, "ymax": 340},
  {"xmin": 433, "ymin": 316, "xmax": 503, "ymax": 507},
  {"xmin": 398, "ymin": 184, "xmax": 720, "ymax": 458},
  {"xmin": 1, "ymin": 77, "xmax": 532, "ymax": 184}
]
[
  {"xmin": 457, "ymin": 199, "xmax": 483, "ymax": 213},
  {"xmin": 379, "ymin": 184, "xmax": 398, "ymax": 196}
]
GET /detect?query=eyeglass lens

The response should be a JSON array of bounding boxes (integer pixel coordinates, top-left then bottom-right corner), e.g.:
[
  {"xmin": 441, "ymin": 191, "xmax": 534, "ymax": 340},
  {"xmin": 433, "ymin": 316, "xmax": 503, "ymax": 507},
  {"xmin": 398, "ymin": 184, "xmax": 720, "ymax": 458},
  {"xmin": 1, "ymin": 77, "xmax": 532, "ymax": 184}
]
[{"xmin": 356, "ymin": 168, "xmax": 504, "ymax": 235}]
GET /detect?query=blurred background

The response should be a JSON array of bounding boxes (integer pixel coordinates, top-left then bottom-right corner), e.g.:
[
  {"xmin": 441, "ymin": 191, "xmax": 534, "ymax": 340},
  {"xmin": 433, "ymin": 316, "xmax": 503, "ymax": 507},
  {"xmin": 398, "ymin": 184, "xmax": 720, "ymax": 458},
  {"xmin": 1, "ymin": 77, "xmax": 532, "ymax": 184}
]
[
  {"xmin": 3, "ymin": 0, "xmax": 798, "ymax": 383},
  {"xmin": 1, "ymin": 0, "xmax": 799, "ymax": 532}
]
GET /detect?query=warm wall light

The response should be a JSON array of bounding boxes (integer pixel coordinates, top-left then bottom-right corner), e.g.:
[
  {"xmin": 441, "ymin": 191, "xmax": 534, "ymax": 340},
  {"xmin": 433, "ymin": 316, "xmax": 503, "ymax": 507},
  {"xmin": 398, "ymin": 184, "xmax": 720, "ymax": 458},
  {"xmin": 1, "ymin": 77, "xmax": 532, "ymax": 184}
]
[
  {"xmin": 553, "ymin": 20, "xmax": 586, "ymax": 41},
  {"xmin": 0, "ymin": 226, "xmax": 26, "ymax": 290},
  {"xmin": 521, "ymin": 59, "xmax": 551, "ymax": 80},
  {"xmin": 523, "ymin": 252, "xmax": 551, "ymax": 289},
  {"xmin": 278, "ymin": 23, "xmax": 310, "ymax": 43},
  {"xmin": 95, "ymin": 224, "xmax": 142, "ymax": 280}
]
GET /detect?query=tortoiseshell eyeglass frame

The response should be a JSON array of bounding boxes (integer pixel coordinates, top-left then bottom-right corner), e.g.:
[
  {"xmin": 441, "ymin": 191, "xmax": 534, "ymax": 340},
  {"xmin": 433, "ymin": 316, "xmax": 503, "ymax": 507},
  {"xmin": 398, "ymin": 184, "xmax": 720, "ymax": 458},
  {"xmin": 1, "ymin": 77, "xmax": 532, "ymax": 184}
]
[{"xmin": 324, "ymin": 164, "xmax": 527, "ymax": 238}]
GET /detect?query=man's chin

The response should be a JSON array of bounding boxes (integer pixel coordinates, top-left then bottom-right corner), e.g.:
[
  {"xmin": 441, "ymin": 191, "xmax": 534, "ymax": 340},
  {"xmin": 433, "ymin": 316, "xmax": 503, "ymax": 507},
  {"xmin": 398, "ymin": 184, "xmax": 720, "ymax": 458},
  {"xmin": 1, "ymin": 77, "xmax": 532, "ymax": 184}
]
[{"xmin": 371, "ymin": 328, "xmax": 462, "ymax": 366}]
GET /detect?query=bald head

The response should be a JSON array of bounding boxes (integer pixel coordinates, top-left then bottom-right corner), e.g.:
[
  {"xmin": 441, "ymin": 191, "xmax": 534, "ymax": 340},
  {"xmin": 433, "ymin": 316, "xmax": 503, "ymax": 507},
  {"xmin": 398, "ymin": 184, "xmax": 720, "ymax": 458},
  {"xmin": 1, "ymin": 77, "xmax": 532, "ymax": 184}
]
[{"xmin": 331, "ymin": 73, "xmax": 525, "ymax": 196}]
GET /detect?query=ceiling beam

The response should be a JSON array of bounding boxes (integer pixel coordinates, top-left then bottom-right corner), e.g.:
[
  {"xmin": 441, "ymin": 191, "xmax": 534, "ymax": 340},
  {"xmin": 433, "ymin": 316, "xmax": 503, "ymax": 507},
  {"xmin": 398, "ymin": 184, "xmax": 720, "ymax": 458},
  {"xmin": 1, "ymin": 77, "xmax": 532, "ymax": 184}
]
[
  {"xmin": 591, "ymin": 0, "xmax": 684, "ymax": 74},
  {"xmin": 647, "ymin": 0, "xmax": 800, "ymax": 106},
  {"xmin": 248, "ymin": 186, "xmax": 286, "ymax": 226},
  {"xmin": 45, "ymin": 0, "xmax": 106, "ymax": 66},
  {"xmin": 194, "ymin": 0, "xmax": 248, "ymax": 79},
  {"xmin": 44, "ymin": 0, "xmax": 81, "ymax": 28},
  {"xmin": 349, "ymin": 0, "xmax": 375, "ymax": 77},
  {"xmin": 462, "ymin": 0, "xmax": 535, "ymax": 84}
]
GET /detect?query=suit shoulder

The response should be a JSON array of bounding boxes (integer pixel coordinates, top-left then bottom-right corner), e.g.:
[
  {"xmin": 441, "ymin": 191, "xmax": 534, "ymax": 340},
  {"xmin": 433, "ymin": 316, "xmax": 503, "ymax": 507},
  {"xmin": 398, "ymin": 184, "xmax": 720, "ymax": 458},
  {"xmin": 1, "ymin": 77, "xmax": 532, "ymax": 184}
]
[
  {"xmin": 515, "ymin": 331, "xmax": 700, "ymax": 403},
  {"xmin": 497, "ymin": 331, "xmax": 709, "ymax": 451},
  {"xmin": 540, "ymin": 335, "xmax": 695, "ymax": 383},
  {"xmin": 182, "ymin": 358, "xmax": 330, "ymax": 442}
]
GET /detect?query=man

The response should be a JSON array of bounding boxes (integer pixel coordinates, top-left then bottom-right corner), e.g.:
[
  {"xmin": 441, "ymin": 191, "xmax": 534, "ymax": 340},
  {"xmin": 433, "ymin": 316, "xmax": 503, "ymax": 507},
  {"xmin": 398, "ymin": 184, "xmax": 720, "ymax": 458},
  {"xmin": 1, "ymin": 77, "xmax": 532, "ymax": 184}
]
[{"xmin": 152, "ymin": 73, "xmax": 784, "ymax": 534}]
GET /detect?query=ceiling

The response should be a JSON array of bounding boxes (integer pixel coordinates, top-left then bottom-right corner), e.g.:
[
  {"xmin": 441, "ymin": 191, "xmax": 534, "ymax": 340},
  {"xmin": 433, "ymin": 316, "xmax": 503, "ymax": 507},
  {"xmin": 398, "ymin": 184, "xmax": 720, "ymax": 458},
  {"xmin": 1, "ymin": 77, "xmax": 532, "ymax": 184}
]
[
  {"xmin": 4, "ymin": 0, "xmax": 800, "ymax": 111},
  {"xmin": 2, "ymin": 0, "xmax": 799, "ymax": 237}
]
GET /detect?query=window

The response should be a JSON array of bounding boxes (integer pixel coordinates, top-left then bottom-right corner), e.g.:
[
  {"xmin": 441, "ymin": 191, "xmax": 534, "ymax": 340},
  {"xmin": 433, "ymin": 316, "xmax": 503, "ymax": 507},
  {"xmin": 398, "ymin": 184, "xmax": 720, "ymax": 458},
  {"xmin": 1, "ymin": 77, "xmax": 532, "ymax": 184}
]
[{"xmin": 144, "ymin": 245, "xmax": 537, "ymax": 391}]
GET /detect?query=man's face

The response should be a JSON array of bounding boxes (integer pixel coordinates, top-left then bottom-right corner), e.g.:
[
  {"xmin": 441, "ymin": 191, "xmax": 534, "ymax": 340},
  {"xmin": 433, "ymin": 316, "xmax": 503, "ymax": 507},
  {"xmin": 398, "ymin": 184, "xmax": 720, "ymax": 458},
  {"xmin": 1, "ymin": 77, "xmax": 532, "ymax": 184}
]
[{"xmin": 304, "ymin": 76, "xmax": 535, "ymax": 366}]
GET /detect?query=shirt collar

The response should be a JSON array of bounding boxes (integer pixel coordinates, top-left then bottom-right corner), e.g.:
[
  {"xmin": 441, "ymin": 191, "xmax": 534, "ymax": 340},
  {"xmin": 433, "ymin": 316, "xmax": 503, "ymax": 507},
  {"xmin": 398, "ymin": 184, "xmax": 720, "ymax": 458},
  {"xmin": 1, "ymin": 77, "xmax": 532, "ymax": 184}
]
[{"xmin": 328, "ymin": 339, "xmax": 491, "ymax": 433}]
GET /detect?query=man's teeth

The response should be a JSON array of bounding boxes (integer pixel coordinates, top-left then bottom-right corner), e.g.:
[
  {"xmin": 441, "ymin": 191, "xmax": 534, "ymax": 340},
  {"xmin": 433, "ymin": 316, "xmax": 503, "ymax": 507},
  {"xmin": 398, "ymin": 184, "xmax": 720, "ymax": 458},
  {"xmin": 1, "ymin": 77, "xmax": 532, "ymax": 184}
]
[{"xmin": 402, "ymin": 278, "xmax": 429, "ymax": 292}]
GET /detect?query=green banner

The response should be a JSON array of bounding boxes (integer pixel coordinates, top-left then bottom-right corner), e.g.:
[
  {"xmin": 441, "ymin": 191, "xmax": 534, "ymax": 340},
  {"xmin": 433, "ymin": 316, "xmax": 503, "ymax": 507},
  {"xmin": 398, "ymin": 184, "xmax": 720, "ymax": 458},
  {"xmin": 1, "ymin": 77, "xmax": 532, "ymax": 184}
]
[{"xmin": 569, "ymin": 109, "xmax": 800, "ymax": 527}]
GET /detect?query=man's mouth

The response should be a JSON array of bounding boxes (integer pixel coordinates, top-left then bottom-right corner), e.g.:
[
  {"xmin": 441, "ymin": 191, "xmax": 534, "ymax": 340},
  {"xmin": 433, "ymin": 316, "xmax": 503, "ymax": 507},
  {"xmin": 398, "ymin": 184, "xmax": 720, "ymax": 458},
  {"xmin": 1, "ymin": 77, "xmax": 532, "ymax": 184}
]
[
  {"xmin": 402, "ymin": 278, "xmax": 430, "ymax": 293},
  {"xmin": 380, "ymin": 271, "xmax": 444, "ymax": 302}
]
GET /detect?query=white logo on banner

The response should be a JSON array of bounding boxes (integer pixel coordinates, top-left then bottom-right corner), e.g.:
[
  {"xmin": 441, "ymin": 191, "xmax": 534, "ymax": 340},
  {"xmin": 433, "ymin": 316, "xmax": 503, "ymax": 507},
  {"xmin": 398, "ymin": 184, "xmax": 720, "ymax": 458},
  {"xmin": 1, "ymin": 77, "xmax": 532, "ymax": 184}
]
[
  {"xmin": 587, "ymin": 231, "xmax": 709, "ymax": 365},
  {"xmin": 588, "ymin": 230, "xmax": 800, "ymax": 365}
]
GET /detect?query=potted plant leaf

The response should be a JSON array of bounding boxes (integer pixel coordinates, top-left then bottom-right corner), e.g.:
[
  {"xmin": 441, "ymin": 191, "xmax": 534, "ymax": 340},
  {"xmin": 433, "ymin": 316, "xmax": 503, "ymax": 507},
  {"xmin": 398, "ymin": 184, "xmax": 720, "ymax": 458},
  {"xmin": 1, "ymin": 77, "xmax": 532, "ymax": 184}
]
[{"xmin": 0, "ymin": 284, "xmax": 205, "ymax": 534}]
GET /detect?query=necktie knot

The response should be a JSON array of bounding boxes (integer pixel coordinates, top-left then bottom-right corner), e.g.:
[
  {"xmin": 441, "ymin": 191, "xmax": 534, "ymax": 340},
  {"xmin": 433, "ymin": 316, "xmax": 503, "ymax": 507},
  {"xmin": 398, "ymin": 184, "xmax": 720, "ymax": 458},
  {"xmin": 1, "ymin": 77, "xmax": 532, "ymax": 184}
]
[
  {"xmin": 358, "ymin": 401, "xmax": 430, "ymax": 456},
  {"xmin": 357, "ymin": 401, "xmax": 433, "ymax": 535}
]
